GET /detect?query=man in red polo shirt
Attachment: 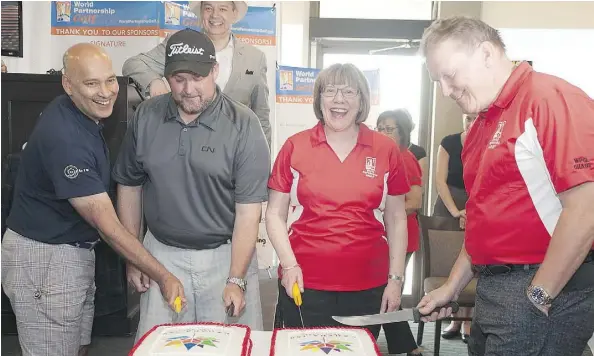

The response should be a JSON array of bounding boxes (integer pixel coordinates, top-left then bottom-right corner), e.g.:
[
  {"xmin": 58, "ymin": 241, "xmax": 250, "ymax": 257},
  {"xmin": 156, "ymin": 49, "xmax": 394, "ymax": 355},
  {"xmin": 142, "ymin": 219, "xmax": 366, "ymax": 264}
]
[{"xmin": 416, "ymin": 17, "xmax": 594, "ymax": 356}]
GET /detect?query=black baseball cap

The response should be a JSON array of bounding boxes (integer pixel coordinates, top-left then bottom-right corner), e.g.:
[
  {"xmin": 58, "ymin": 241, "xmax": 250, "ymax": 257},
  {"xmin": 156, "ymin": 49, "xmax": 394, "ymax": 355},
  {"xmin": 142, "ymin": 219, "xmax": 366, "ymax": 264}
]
[{"xmin": 164, "ymin": 28, "xmax": 217, "ymax": 77}]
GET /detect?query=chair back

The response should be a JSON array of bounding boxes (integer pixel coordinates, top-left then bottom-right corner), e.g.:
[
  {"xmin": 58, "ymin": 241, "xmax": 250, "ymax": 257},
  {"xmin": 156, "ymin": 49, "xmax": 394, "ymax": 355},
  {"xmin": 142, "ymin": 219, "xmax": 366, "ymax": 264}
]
[{"xmin": 418, "ymin": 215, "xmax": 465, "ymax": 278}]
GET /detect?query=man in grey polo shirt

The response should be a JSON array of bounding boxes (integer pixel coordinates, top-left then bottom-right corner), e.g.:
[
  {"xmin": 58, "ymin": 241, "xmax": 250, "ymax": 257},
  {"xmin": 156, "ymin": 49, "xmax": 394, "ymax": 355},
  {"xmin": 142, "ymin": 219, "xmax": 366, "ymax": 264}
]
[{"xmin": 112, "ymin": 28, "xmax": 270, "ymax": 339}]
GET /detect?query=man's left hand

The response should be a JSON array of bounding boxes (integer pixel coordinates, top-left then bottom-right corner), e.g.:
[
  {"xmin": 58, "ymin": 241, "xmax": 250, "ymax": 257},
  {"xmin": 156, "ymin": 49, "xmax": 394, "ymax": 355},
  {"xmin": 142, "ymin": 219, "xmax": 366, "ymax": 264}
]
[
  {"xmin": 223, "ymin": 283, "xmax": 246, "ymax": 317},
  {"xmin": 527, "ymin": 292, "xmax": 550, "ymax": 316},
  {"xmin": 381, "ymin": 281, "xmax": 402, "ymax": 313}
]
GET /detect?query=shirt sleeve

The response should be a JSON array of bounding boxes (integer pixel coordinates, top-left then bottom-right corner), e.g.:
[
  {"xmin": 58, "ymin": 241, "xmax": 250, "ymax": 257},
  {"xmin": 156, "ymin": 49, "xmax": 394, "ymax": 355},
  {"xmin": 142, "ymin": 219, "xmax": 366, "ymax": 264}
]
[
  {"xmin": 42, "ymin": 140, "xmax": 106, "ymax": 200},
  {"xmin": 411, "ymin": 144, "xmax": 427, "ymax": 160},
  {"xmin": 268, "ymin": 139, "xmax": 295, "ymax": 193},
  {"xmin": 234, "ymin": 114, "xmax": 271, "ymax": 203},
  {"xmin": 111, "ymin": 108, "xmax": 147, "ymax": 186},
  {"xmin": 403, "ymin": 151, "xmax": 423, "ymax": 187},
  {"xmin": 532, "ymin": 92, "xmax": 594, "ymax": 193},
  {"xmin": 440, "ymin": 134, "xmax": 454, "ymax": 155},
  {"xmin": 387, "ymin": 144, "xmax": 411, "ymax": 196}
]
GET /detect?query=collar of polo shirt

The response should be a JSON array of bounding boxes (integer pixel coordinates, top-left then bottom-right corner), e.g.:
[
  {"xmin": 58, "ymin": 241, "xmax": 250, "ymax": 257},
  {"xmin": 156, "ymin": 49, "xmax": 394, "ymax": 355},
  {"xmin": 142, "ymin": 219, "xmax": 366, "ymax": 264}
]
[
  {"xmin": 490, "ymin": 62, "xmax": 533, "ymax": 112},
  {"xmin": 165, "ymin": 86, "xmax": 223, "ymax": 130}
]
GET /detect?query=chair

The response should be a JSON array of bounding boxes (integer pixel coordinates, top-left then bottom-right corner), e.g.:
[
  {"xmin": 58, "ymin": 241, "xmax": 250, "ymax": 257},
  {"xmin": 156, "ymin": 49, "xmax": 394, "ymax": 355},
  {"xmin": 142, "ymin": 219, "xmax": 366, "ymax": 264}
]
[{"xmin": 416, "ymin": 215, "xmax": 477, "ymax": 356}]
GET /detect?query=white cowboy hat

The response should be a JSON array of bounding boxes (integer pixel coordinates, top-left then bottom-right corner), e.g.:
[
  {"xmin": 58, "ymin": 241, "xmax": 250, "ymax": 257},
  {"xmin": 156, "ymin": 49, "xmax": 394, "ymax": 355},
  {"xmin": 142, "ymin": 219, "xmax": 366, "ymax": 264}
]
[{"xmin": 188, "ymin": 1, "xmax": 248, "ymax": 24}]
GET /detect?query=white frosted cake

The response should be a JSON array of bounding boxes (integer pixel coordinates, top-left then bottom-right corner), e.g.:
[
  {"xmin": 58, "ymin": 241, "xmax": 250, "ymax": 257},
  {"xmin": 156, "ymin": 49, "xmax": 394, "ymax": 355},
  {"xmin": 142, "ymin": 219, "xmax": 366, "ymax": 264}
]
[
  {"xmin": 129, "ymin": 323, "xmax": 251, "ymax": 356},
  {"xmin": 270, "ymin": 327, "xmax": 381, "ymax": 355}
]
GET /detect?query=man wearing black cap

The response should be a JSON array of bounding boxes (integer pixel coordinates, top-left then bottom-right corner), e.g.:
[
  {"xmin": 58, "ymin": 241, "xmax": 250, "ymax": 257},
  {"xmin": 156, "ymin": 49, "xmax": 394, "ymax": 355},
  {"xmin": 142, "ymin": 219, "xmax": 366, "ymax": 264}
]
[{"xmin": 113, "ymin": 28, "xmax": 270, "ymax": 339}]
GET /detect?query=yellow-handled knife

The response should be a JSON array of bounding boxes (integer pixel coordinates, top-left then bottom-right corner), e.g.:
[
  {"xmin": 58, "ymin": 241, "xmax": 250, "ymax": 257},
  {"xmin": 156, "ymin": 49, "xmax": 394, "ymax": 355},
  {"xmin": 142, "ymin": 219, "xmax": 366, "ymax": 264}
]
[
  {"xmin": 292, "ymin": 283, "xmax": 304, "ymax": 328},
  {"xmin": 172, "ymin": 297, "xmax": 182, "ymax": 323}
]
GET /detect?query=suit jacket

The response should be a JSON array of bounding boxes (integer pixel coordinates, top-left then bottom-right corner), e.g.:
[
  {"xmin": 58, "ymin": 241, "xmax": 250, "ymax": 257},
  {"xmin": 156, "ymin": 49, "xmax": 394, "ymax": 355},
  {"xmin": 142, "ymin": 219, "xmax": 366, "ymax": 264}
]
[{"xmin": 122, "ymin": 34, "xmax": 271, "ymax": 146}]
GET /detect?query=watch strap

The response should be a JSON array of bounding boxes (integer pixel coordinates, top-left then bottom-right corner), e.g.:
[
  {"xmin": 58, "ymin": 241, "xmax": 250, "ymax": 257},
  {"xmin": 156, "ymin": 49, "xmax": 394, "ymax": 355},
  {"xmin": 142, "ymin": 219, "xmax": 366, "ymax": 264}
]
[{"xmin": 226, "ymin": 277, "xmax": 247, "ymax": 291}]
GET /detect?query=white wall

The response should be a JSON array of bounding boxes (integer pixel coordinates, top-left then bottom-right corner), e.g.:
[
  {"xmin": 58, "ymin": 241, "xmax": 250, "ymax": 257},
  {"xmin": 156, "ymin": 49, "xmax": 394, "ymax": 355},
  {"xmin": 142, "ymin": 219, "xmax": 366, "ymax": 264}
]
[
  {"xmin": 501, "ymin": 29, "xmax": 594, "ymax": 98},
  {"xmin": 482, "ymin": 1, "xmax": 594, "ymax": 29}
]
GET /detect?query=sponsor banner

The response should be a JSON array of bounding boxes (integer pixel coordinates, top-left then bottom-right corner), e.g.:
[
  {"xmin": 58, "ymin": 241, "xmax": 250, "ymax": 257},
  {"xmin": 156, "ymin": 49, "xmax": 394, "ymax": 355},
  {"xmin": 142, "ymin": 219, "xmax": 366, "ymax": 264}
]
[
  {"xmin": 51, "ymin": 1, "xmax": 160, "ymax": 36},
  {"xmin": 276, "ymin": 66, "xmax": 320, "ymax": 103},
  {"xmin": 160, "ymin": 2, "xmax": 276, "ymax": 46}
]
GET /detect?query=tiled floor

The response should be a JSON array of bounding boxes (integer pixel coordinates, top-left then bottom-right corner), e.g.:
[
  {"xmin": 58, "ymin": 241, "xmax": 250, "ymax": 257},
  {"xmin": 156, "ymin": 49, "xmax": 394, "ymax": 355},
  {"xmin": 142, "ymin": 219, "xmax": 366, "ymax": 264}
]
[{"xmin": 2, "ymin": 274, "xmax": 593, "ymax": 355}]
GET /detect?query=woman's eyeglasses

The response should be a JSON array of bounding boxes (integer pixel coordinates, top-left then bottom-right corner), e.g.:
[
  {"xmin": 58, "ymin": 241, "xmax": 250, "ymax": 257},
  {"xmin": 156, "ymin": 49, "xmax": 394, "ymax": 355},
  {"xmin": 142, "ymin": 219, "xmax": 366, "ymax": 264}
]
[{"xmin": 322, "ymin": 86, "xmax": 359, "ymax": 98}]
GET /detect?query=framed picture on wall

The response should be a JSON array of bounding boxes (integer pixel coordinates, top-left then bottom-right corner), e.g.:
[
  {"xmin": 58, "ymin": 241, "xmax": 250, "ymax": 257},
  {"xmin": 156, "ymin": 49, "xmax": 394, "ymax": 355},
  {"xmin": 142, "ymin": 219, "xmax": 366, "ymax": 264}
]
[{"xmin": 1, "ymin": 1, "xmax": 23, "ymax": 57}]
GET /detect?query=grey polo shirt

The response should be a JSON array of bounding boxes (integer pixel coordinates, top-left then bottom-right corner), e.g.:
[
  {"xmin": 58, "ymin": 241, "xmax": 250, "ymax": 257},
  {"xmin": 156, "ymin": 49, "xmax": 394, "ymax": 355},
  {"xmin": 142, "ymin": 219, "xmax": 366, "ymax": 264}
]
[{"xmin": 112, "ymin": 88, "xmax": 270, "ymax": 249}]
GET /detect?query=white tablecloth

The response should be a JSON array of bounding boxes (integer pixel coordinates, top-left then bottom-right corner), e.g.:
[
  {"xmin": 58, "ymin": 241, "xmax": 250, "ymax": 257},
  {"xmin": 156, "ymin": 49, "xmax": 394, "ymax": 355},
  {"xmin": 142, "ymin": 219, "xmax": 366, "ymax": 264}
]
[{"xmin": 250, "ymin": 331, "xmax": 273, "ymax": 356}]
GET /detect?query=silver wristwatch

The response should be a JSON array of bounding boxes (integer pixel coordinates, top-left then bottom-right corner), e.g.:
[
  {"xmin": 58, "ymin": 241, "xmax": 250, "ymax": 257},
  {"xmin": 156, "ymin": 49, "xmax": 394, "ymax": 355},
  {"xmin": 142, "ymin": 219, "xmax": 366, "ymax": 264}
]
[
  {"xmin": 388, "ymin": 274, "xmax": 404, "ymax": 283},
  {"xmin": 226, "ymin": 277, "xmax": 247, "ymax": 292},
  {"xmin": 527, "ymin": 285, "xmax": 553, "ymax": 306}
]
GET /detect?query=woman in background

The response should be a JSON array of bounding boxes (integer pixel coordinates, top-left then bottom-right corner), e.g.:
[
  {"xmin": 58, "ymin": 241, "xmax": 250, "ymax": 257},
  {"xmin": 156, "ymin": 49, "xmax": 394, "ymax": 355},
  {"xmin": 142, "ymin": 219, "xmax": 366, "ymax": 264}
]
[
  {"xmin": 376, "ymin": 110, "xmax": 424, "ymax": 356},
  {"xmin": 387, "ymin": 110, "xmax": 428, "ymax": 184},
  {"xmin": 266, "ymin": 64, "xmax": 410, "ymax": 339},
  {"xmin": 433, "ymin": 113, "xmax": 476, "ymax": 342}
]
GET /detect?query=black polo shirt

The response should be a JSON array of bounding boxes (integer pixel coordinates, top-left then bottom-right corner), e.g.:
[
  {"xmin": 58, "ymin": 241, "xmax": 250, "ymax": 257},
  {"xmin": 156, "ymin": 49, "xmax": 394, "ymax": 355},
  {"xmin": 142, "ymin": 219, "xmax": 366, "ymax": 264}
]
[{"xmin": 7, "ymin": 94, "xmax": 111, "ymax": 244}]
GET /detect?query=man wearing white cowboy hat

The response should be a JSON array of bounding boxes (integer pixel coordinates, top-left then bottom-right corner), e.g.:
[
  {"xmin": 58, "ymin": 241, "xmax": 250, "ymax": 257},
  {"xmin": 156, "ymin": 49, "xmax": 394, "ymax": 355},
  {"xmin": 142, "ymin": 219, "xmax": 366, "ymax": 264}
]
[{"xmin": 122, "ymin": 1, "xmax": 271, "ymax": 147}]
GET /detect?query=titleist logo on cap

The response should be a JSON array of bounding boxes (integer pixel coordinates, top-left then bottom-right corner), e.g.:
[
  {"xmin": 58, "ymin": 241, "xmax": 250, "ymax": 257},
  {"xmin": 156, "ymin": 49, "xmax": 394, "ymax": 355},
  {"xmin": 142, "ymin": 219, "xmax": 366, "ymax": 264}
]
[{"xmin": 168, "ymin": 42, "xmax": 205, "ymax": 57}]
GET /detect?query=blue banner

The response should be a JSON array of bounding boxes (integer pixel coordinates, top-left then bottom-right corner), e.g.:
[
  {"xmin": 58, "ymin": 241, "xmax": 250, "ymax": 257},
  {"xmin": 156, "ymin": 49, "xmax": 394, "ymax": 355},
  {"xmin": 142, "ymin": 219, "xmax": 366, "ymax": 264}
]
[
  {"xmin": 161, "ymin": 2, "xmax": 276, "ymax": 45},
  {"xmin": 51, "ymin": 1, "xmax": 276, "ymax": 44},
  {"xmin": 51, "ymin": 1, "xmax": 160, "ymax": 36},
  {"xmin": 276, "ymin": 66, "xmax": 320, "ymax": 104}
]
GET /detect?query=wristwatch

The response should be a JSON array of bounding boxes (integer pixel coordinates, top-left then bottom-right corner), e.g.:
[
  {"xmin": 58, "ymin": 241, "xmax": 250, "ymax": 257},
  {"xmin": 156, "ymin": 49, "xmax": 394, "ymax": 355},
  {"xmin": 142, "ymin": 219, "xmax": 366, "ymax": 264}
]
[
  {"xmin": 388, "ymin": 274, "xmax": 404, "ymax": 283},
  {"xmin": 226, "ymin": 277, "xmax": 247, "ymax": 292},
  {"xmin": 527, "ymin": 285, "xmax": 553, "ymax": 306}
]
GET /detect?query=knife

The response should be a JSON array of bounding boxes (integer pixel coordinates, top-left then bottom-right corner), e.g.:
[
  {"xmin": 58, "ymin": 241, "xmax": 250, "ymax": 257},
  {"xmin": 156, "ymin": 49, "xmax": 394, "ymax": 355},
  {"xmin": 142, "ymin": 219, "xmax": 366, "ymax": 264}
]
[
  {"xmin": 332, "ymin": 302, "xmax": 459, "ymax": 326},
  {"xmin": 292, "ymin": 283, "xmax": 305, "ymax": 328},
  {"xmin": 172, "ymin": 297, "xmax": 182, "ymax": 323}
]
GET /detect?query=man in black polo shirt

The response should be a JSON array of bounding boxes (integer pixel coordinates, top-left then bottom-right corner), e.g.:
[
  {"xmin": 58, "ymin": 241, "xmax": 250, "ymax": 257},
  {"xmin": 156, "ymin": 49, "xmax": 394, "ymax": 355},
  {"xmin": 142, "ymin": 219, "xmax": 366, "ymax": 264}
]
[
  {"xmin": 113, "ymin": 29, "xmax": 270, "ymax": 341},
  {"xmin": 1, "ymin": 43, "xmax": 185, "ymax": 356}
]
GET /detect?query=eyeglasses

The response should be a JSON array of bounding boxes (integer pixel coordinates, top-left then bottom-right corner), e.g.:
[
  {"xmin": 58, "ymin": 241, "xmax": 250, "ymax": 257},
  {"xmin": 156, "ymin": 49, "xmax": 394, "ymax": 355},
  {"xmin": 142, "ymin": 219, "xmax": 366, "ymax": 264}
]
[
  {"xmin": 377, "ymin": 126, "xmax": 396, "ymax": 134},
  {"xmin": 322, "ymin": 86, "xmax": 359, "ymax": 98}
]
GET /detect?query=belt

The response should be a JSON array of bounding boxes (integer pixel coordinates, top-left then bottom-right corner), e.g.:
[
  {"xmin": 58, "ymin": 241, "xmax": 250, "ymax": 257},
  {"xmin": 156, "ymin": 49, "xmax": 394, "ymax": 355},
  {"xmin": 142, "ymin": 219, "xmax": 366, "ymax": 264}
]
[
  {"xmin": 66, "ymin": 240, "xmax": 100, "ymax": 250},
  {"xmin": 474, "ymin": 250, "xmax": 594, "ymax": 276},
  {"xmin": 192, "ymin": 239, "xmax": 231, "ymax": 250}
]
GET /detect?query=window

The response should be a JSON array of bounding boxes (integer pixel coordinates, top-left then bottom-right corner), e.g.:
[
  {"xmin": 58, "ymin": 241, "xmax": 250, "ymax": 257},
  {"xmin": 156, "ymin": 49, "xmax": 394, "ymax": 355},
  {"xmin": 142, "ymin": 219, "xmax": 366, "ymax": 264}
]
[{"xmin": 320, "ymin": 0, "xmax": 432, "ymax": 20}]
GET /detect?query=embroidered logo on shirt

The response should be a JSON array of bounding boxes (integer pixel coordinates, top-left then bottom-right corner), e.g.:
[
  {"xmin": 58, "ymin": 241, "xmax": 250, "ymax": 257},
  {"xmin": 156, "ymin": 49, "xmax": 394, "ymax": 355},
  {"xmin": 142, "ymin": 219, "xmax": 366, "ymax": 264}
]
[
  {"xmin": 488, "ymin": 120, "xmax": 507, "ymax": 149},
  {"xmin": 573, "ymin": 157, "xmax": 592, "ymax": 170},
  {"xmin": 362, "ymin": 157, "xmax": 377, "ymax": 178},
  {"xmin": 64, "ymin": 165, "xmax": 90, "ymax": 179}
]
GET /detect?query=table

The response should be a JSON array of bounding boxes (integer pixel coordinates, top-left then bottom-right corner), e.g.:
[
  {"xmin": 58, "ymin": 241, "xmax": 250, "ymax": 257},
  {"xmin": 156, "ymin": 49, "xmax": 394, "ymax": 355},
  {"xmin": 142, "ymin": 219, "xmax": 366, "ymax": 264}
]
[{"xmin": 250, "ymin": 331, "xmax": 273, "ymax": 355}]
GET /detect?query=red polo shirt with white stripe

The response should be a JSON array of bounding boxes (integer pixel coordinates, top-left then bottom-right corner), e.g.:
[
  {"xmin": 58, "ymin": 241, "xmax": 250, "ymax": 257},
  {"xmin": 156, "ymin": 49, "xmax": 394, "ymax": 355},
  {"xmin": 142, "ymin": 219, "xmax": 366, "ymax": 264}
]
[
  {"xmin": 463, "ymin": 62, "xmax": 594, "ymax": 265},
  {"xmin": 402, "ymin": 149, "xmax": 422, "ymax": 253},
  {"xmin": 269, "ymin": 122, "xmax": 410, "ymax": 291}
]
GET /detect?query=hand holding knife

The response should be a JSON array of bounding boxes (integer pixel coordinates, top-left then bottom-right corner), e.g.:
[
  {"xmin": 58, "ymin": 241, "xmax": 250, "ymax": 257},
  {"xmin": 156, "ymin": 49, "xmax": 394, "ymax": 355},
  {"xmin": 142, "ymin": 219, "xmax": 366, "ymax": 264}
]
[
  {"xmin": 332, "ymin": 302, "xmax": 460, "ymax": 326},
  {"xmin": 172, "ymin": 296, "xmax": 182, "ymax": 323}
]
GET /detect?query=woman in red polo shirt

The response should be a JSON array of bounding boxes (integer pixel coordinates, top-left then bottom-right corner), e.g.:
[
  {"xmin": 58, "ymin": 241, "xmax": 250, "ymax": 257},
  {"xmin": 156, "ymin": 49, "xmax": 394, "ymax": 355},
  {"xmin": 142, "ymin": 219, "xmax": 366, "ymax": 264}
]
[
  {"xmin": 376, "ymin": 109, "xmax": 424, "ymax": 355},
  {"xmin": 266, "ymin": 63, "xmax": 410, "ymax": 338}
]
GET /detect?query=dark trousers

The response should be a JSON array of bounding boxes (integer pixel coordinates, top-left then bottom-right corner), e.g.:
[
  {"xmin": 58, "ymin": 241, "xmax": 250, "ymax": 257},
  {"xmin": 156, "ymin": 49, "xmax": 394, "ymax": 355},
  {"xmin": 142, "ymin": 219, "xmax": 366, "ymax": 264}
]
[
  {"xmin": 469, "ymin": 260, "xmax": 594, "ymax": 356},
  {"xmin": 277, "ymin": 280, "xmax": 385, "ymax": 339},
  {"xmin": 382, "ymin": 252, "xmax": 419, "ymax": 354}
]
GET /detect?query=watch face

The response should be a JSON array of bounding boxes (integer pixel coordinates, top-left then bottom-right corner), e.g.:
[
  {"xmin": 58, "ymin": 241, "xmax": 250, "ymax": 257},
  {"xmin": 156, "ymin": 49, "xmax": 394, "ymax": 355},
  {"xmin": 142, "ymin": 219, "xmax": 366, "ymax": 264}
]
[{"xmin": 530, "ymin": 287, "xmax": 548, "ymax": 305}]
